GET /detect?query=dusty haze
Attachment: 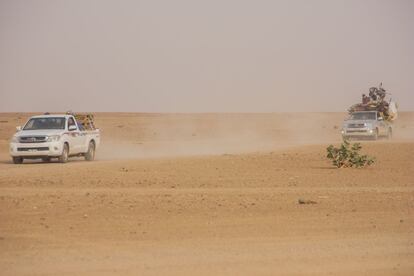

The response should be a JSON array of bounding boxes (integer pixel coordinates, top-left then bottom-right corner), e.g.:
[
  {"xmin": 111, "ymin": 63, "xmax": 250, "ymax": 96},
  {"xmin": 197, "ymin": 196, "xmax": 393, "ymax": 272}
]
[
  {"xmin": 1, "ymin": 112, "xmax": 414, "ymax": 275},
  {"xmin": 1, "ymin": 2, "xmax": 414, "ymax": 274},
  {"xmin": 1, "ymin": 0, "xmax": 413, "ymax": 112}
]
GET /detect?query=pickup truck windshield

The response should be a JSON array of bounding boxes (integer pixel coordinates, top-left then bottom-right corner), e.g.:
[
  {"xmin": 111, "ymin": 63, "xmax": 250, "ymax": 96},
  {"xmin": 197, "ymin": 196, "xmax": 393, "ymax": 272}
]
[
  {"xmin": 23, "ymin": 117, "xmax": 66, "ymax": 130},
  {"xmin": 350, "ymin": 113, "xmax": 376, "ymax": 120}
]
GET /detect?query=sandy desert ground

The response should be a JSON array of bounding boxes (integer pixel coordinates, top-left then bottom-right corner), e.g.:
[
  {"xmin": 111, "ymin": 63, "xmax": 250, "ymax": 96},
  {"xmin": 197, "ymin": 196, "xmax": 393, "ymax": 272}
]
[{"xmin": 0, "ymin": 112, "xmax": 413, "ymax": 275}]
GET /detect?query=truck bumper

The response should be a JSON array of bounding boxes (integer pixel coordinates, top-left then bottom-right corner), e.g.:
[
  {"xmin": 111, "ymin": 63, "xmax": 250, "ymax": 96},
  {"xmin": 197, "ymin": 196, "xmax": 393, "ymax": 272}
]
[
  {"xmin": 9, "ymin": 142, "xmax": 63, "ymax": 158},
  {"xmin": 342, "ymin": 128, "xmax": 376, "ymax": 139}
]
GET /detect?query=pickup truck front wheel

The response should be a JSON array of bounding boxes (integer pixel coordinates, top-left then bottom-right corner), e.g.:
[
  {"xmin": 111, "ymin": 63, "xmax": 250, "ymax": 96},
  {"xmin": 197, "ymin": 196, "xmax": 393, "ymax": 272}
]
[
  {"xmin": 85, "ymin": 141, "xmax": 95, "ymax": 161},
  {"xmin": 12, "ymin": 157, "xmax": 23, "ymax": 164},
  {"xmin": 59, "ymin": 143, "xmax": 69, "ymax": 163}
]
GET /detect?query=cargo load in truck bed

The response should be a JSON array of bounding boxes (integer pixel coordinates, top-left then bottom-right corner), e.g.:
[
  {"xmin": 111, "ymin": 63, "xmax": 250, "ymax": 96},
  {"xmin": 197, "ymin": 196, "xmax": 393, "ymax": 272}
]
[
  {"xmin": 348, "ymin": 83, "xmax": 398, "ymax": 122},
  {"xmin": 74, "ymin": 114, "xmax": 96, "ymax": 130}
]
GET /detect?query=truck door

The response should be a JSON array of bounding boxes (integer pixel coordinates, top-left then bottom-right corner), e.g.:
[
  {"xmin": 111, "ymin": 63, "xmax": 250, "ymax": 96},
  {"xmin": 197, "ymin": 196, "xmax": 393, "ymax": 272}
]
[
  {"xmin": 377, "ymin": 113, "xmax": 387, "ymax": 136},
  {"xmin": 67, "ymin": 117, "xmax": 85, "ymax": 154},
  {"xmin": 75, "ymin": 118, "xmax": 87, "ymax": 152}
]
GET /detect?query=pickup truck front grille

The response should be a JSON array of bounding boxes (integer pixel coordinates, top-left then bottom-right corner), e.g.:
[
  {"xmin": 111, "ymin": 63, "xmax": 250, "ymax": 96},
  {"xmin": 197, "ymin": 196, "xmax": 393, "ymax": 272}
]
[
  {"xmin": 348, "ymin": 123, "xmax": 365, "ymax": 128},
  {"xmin": 17, "ymin": 147, "xmax": 49, "ymax": 152},
  {"xmin": 19, "ymin": 136, "xmax": 47, "ymax": 143},
  {"xmin": 347, "ymin": 130, "xmax": 368, "ymax": 133}
]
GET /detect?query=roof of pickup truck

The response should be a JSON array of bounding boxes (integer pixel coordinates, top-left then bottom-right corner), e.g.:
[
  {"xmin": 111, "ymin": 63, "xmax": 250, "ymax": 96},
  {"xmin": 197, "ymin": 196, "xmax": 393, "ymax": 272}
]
[{"xmin": 30, "ymin": 114, "xmax": 73, "ymax": 119}]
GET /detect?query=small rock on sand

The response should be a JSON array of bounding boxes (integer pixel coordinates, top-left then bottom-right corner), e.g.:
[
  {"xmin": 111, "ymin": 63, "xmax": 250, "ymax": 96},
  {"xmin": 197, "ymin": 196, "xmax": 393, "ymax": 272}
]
[{"xmin": 298, "ymin": 198, "xmax": 317, "ymax": 204}]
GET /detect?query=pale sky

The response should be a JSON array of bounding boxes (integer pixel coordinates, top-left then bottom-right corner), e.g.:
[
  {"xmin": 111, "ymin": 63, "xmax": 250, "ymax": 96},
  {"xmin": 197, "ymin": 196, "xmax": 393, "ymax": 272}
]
[{"xmin": 0, "ymin": 0, "xmax": 413, "ymax": 112}]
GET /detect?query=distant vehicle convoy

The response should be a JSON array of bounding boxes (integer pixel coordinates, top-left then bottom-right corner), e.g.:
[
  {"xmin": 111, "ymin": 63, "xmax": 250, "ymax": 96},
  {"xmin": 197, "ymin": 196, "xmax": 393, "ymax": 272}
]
[
  {"xmin": 341, "ymin": 111, "xmax": 392, "ymax": 140},
  {"xmin": 9, "ymin": 113, "xmax": 100, "ymax": 164},
  {"xmin": 6, "ymin": 87, "xmax": 397, "ymax": 165}
]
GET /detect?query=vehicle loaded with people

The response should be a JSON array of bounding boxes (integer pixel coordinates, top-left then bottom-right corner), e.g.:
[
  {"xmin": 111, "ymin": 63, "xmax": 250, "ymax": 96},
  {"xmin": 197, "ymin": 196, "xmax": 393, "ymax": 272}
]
[
  {"xmin": 9, "ymin": 113, "xmax": 100, "ymax": 164},
  {"xmin": 342, "ymin": 83, "xmax": 397, "ymax": 140}
]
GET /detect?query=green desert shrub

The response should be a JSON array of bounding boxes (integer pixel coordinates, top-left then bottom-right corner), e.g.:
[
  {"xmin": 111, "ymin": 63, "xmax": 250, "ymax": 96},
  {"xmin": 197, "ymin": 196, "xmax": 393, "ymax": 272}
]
[{"xmin": 326, "ymin": 140, "xmax": 375, "ymax": 168}]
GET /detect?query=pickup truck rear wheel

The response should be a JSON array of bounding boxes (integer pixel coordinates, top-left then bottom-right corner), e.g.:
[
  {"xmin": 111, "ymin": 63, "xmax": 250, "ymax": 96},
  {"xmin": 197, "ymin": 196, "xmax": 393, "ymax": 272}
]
[
  {"xmin": 12, "ymin": 157, "xmax": 23, "ymax": 164},
  {"xmin": 59, "ymin": 143, "xmax": 69, "ymax": 163},
  {"xmin": 85, "ymin": 141, "xmax": 95, "ymax": 161}
]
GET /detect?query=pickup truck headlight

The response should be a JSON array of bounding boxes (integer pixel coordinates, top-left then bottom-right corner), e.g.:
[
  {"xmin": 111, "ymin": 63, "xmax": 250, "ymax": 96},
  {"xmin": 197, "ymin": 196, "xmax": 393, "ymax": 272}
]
[
  {"xmin": 11, "ymin": 136, "xmax": 19, "ymax": 143},
  {"xmin": 46, "ymin": 135, "xmax": 61, "ymax": 142}
]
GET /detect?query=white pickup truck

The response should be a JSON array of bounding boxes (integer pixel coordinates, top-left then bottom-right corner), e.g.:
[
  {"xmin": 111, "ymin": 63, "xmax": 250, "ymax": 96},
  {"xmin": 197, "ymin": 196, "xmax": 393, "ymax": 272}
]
[
  {"xmin": 341, "ymin": 111, "xmax": 392, "ymax": 140},
  {"xmin": 9, "ymin": 114, "xmax": 100, "ymax": 164}
]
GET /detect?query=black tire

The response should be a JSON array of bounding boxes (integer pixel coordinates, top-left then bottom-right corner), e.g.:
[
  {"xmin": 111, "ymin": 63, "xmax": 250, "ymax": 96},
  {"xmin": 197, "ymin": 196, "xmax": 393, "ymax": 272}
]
[
  {"xmin": 387, "ymin": 127, "xmax": 392, "ymax": 139},
  {"xmin": 12, "ymin": 157, "xmax": 23, "ymax": 164},
  {"xmin": 42, "ymin": 157, "xmax": 51, "ymax": 163},
  {"xmin": 85, "ymin": 141, "xmax": 95, "ymax": 161},
  {"xmin": 59, "ymin": 143, "xmax": 69, "ymax": 163}
]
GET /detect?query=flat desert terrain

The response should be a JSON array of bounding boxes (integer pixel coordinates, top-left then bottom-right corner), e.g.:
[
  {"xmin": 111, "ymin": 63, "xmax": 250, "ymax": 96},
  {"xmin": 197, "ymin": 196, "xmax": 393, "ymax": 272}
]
[{"xmin": 0, "ymin": 112, "xmax": 413, "ymax": 275}]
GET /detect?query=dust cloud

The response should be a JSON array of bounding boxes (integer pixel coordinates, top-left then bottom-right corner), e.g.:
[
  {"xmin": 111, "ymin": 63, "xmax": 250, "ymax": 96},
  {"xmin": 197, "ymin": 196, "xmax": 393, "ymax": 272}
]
[
  {"xmin": 95, "ymin": 113, "xmax": 344, "ymax": 160},
  {"xmin": 93, "ymin": 112, "xmax": 414, "ymax": 160}
]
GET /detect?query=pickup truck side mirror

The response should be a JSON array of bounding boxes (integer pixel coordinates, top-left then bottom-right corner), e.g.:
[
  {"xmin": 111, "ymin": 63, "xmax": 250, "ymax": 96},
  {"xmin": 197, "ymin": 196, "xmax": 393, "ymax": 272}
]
[
  {"xmin": 68, "ymin": 125, "xmax": 77, "ymax": 131},
  {"xmin": 16, "ymin": 126, "xmax": 21, "ymax": 131}
]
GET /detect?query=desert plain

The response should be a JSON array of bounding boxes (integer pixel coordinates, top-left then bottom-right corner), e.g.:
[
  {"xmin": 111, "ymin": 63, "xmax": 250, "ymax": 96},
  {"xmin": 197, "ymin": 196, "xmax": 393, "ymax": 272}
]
[{"xmin": 0, "ymin": 112, "xmax": 413, "ymax": 275}]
